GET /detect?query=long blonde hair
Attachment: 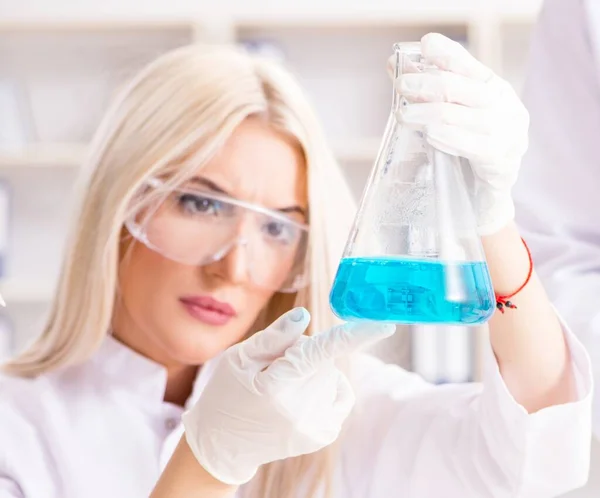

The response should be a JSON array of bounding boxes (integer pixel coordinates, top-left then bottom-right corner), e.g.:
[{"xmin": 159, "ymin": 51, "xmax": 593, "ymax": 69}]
[{"xmin": 2, "ymin": 44, "xmax": 358, "ymax": 496}]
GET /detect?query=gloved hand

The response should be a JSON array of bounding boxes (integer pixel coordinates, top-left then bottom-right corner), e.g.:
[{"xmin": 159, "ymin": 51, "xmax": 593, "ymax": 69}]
[
  {"xmin": 391, "ymin": 33, "xmax": 530, "ymax": 236},
  {"xmin": 182, "ymin": 307, "xmax": 395, "ymax": 486}
]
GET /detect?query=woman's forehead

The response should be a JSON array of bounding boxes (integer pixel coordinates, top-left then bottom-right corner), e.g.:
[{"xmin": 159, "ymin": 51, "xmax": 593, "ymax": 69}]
[{"xmin": 188, "ymin": 119, "xmax": 307, "ymax": 212}]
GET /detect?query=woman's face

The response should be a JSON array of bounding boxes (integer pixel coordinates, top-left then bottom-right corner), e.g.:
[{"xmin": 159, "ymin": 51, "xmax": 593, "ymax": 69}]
[{"xmin": 114, "ymin": 118, "xmax": 308, "ymax": 367}]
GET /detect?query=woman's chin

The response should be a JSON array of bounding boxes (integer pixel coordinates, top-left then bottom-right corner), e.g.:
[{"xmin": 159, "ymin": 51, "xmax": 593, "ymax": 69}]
[{"xmin": 156, "ymin": 324, "xmax": 239, "ymax": 366}]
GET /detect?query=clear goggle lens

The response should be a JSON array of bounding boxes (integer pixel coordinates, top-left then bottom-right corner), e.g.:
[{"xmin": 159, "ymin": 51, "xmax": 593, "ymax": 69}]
[{"xmin": 125, "ymin": 179, "xmax": 309, "ymax": 293}]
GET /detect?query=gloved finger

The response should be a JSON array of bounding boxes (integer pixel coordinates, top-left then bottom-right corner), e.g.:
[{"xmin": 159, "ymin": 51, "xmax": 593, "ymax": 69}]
[
  {"xmin": 296, "ymin": 322, "xmax": 396, "ymax": 372},
  {"xmin": 332, "ymin": 372, "xmax": 356, "ymax": 421},
  {"xmin": 387, "ymin": 53, "xmax": 422, "ymax": 79},
  {"xmin": 240, "ymin": 307, "xmax": 310, "ymax": 368},
  {"xmin": 396, "ymin": 71, "xmax": 494, "ymax": 108},
  {"xmin": 399, "ymin": 102, "xmax": 495, "ymax": 134},
  {"xmin": 424, "ymin": 123, "xmax": 506, "ymax": 164},
  {"xmin": 421, "ymin": 33, "xmax": 494, "ymax": 83}
]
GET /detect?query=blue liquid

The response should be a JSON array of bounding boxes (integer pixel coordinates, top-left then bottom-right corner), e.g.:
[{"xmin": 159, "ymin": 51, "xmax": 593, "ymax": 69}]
[{"xmin": 329, "ymin": 257, "xmax": 495, "ymax": 325}]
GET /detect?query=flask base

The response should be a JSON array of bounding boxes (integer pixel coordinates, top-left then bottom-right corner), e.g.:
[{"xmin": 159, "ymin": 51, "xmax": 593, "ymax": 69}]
[{"xmin": 329, "ymin": 257, "xmax": 495, "ymax": 325}]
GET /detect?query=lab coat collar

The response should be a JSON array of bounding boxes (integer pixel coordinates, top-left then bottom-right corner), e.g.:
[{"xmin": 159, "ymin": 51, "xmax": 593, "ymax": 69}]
[{"xmin": 90, "ymin": 334, "xmax": 219, "ymax": 408}]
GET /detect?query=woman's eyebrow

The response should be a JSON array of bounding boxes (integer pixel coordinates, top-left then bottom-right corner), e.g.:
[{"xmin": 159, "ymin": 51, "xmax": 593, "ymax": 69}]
[
  {"xmin": 187, "ymin": 176, "xmax": 307, "ymax": 217},
  {"xmin": 187, "ymin": 176, "xmax": 228, "ymax": 195},
  {"xmin": 279, "ymin": 205, "xmax": 306, "ymax": 217}
]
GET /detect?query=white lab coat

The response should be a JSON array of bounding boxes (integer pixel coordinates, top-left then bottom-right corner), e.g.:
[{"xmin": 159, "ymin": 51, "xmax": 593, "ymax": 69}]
[
  {"xmin": 513, "ymin": 0, "xmax": 600, "ymax": 440},
  {"xmin": 0, "ymin": 329, "xmax": 592, "ymax": 498}
]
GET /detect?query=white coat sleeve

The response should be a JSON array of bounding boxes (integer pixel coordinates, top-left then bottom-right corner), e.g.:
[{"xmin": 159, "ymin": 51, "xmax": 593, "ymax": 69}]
[
  {"xmin": 0, "ymin": 478, "xmax": 23, "ymax": 498},
  {"xmin": 343, "ymin": 323, "xmax": 592, "ymax": 498},
  {"xmin": 513, "ymin": 0, "xmax": 600, "ymax": 437}
]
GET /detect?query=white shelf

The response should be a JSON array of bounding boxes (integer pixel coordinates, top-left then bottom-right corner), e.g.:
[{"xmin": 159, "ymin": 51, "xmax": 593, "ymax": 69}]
[
  {"xmin": 0, "ymin": 279, "xmax": 54, "ymax": 304},
  {"xmin": 0, "ymin": 140, "xmax": 382, "ymax": 167},
  {"xmin": 235, "ymin": 12, "xmax": 474, "ymax": 29},
  {"xmin": 0, "ymin": 8, "xmax": 541, "ymax": 34},
  {"xmin": 0, "ymin": 144, "xmax": 87, "ymax": 168},
  {"xmin": 0, "ymin": 19, "xmax": 197, "ymax": 33}
]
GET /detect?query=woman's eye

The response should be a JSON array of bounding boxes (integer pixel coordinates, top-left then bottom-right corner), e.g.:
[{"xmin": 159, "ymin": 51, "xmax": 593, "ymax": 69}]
[
  {"xmin": 263, "ymin": 221, "xmax": 296, "ymax": 243},
  {"xmin": 266, "ymin": 222, "xmax": 283, "ymax": 236},
  {"xmin": 178, "ymin": 194, "xmax": 221, "ymax": 215}
]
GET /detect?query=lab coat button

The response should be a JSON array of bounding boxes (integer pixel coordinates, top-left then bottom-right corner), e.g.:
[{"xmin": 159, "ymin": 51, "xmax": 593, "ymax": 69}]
[{"xmin": 165, "ymin": 418, "xmax": 178, "ymax": 431}]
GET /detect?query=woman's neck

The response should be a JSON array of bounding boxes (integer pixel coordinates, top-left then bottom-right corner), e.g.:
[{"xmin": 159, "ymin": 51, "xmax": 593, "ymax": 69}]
[
  {"xmin": 111, "ymin": 307, "xmax": 199, "ymax": 407},
  {"xmin": 164, "ymin": 364, "xmax": 199, "ymax": 406}
]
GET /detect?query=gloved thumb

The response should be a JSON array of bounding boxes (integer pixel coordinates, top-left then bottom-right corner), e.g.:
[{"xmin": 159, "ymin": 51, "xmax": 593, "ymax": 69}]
[
  {"xmin": 240, "ymin": 307, "xmax": 310, "ymax": 366},
  {"xmin": 298, "ymin": 322, "xmax": 396, "ymax": 371}
]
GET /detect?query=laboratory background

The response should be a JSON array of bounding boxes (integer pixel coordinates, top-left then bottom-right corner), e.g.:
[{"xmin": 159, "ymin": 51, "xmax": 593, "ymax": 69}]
[{"xmin": 0, "ymin": 1, "xmax": 540, "ymax": 383}]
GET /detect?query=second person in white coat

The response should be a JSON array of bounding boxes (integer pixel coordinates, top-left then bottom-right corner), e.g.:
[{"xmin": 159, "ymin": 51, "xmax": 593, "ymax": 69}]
[{"xmin": 515, "ymin": 0, "xmax": 600, "ymax": 438}]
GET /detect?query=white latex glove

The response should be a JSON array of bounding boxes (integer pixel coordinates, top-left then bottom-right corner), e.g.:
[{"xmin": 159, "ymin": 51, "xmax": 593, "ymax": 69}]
[
  {"xmin": 391, "ymin": 33, "xmax": 530, "ymax": 236},
  {"xmin": 182, "ymin": 307, "xmax": 395, "ymax": 486}
]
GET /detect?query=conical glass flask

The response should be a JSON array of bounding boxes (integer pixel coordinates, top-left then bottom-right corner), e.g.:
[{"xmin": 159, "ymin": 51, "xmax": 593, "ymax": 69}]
[{"xmin": 330, "ymin": 42, "xmax": 495, "ymax": 326}]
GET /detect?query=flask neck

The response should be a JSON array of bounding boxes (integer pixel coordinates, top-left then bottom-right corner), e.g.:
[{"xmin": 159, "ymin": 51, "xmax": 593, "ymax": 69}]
[{"xmin": 391, "ymin": 42, "xmax": 422, "ymax": 113}]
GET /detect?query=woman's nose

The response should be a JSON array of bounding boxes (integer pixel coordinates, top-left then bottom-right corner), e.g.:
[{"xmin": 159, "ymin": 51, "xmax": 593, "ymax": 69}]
[{"xmin": 203, "ymin": 240, "xmax": 250, "ymax": 286}]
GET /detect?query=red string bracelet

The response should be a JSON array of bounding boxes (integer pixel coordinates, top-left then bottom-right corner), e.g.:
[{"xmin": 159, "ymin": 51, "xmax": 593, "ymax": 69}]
[{"xmin": 495, "ymin": 238, "xmax": 533, "ymax": 314}]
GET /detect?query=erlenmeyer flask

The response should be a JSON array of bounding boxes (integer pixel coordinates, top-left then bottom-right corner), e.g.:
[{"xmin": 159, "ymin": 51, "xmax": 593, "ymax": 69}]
[{"xmin": 329, "ymin": 42, "xmax": 495, "ymax": 326}]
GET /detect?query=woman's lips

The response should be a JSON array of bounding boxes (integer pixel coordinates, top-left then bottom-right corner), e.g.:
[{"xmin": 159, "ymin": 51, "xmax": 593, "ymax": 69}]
[{"xmin": 179, "ymin": 295, "xmax": 236, "ymax": 326}]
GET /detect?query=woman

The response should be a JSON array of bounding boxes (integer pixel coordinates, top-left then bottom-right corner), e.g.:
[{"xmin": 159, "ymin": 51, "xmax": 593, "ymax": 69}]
[{"xmin": 0, "ymin": 33, "xmax": 592, "ymax": 498}]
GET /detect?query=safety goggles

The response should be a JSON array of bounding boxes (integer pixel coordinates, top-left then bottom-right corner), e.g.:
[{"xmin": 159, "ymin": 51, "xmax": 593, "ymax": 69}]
[{"xmin": 125, "ymin": 178, "xmax": 310, "ymax": 293}]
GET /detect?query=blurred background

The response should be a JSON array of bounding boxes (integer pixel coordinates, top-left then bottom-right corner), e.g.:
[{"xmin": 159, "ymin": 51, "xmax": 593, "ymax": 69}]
[{"xmin": 0, "ymin": 0, "xmax": 543, "ymax": 381}]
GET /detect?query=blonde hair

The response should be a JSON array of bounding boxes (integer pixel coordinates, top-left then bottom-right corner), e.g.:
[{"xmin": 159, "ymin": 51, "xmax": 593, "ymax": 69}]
[{"xmin": 2, "ymin": 44, "xmax": 358, "ymax": 496}]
